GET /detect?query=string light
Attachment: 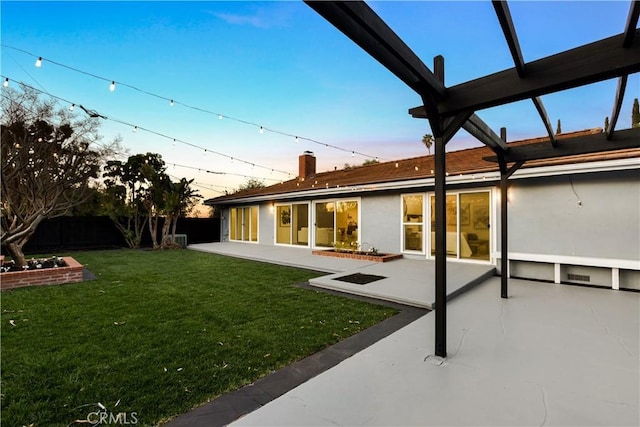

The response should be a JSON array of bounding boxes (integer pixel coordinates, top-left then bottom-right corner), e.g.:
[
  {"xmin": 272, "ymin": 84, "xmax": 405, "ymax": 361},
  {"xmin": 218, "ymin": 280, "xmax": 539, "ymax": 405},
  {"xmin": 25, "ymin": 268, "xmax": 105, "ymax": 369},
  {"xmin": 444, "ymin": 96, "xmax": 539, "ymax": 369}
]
[
  {"xmin": 295, "ymin": 136, "xmax": 299, "ymax": 143},
  {"xmin": 169, "ymin": 99, "xmax": 174, "ymax": 106},
  {"xmin": 0, "ymin": 45, "xmax": 384, "ymax": 162},
  {"xmin": 259, "ymin": 126, "xmax": 264, "ymax": 134},
  {"xmin": 132, "ymin": 126, "xmax": 138, "ymax": 133},
  {"xmin": 5, "ymin": 79, "xmax": 297, "ymax": 179},
  {"xmin": 35, "ymin": 57, "xmax": 42, "ymax": 67},
  {"xmin": 3, "ymin": 78, "xmax": 8, "ymax": 87},
  {"xmin": 69, "ymin": 103, "xmax": 75, "ymax": 111}
]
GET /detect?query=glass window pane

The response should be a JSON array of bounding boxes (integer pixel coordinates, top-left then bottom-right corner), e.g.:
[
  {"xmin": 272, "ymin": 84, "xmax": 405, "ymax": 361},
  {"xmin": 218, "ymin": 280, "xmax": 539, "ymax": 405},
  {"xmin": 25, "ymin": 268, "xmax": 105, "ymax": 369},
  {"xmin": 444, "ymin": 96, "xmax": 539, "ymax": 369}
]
[
  {"xmin": 404, "ymin": 224, "xmax": 423, "ymax": 251},
  {"xmin": 403, "ymin": 195, "xmax": 423, "ymax": 223},
  {"xmin": 430, "ymin": 195, "xmax": 458, "ymax": 257},
  {"xmin": 242, "ymin": 208, "xmax": 250, "ymax": 241},
  {"xmin": 230, "ymin": 208, "xmax": 237, "ymax": 240},
  {"xmin": 336, "ymin": 201, "xmax": 358, "ymax": 248},
  {"xmin": 292, "ymin": 204, "xmax": 309, "ymax": 246},
  {"xmin": 250, "ymin": 207, "xmax": 258, "ymax": 242},
  {"xmin": 460, "ymin": 192, "xmax": 490, "ymax": 260},
  {"xmin": 315, "ymin": 202, "xmax": 335, "ymax": 247},
  {"xmin": 276, "ymin": 205, "xmax": 292, "ymax": 244}
]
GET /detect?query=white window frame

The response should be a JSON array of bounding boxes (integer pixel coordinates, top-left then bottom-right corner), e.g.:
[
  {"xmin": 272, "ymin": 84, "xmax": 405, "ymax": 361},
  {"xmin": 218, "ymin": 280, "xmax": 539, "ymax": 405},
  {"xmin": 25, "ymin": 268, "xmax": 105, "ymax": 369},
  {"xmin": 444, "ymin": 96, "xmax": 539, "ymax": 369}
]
[
  {"xmin": 273, "ymin": 202, "xmax": 311, "ymax": 247},
  {"xmin": 312, "ymin": 197, "xmax": 361, "ymax": 249}
]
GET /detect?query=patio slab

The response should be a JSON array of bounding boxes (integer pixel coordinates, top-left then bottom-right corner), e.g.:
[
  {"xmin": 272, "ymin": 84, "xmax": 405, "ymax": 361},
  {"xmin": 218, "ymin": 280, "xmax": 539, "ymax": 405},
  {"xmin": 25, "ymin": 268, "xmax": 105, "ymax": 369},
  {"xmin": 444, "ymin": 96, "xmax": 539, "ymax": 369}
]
[
  {"xmin": 231, "ymin": 277, "xmax": 640, "ymax": 426},
  {"xmin": 188, "ymin": 242, "xmax": 496, "ymax": 309}
]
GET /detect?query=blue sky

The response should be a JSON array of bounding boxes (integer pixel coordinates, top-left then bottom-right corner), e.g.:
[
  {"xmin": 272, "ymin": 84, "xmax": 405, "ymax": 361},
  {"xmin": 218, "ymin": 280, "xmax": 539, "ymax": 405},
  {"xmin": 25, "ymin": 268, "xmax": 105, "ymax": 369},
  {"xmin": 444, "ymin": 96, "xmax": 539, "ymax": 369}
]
[{"xmin": 2, "ymin": 1, "xmax": 638, "ymax": 204}]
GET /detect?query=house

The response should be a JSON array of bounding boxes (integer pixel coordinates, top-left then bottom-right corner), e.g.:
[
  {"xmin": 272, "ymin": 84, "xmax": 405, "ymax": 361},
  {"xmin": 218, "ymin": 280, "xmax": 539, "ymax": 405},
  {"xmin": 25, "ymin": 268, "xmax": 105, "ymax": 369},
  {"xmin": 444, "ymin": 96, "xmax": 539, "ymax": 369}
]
[{"xmin": 205, "ymin": 128, "xmax": 640, "ymax": 290}]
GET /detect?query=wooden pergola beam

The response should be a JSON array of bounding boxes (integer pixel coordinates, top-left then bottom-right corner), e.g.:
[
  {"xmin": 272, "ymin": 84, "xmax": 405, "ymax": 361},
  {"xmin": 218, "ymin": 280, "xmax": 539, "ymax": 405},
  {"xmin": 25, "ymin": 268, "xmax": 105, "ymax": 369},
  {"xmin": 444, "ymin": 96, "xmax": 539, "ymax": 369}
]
[
  {"xmin": 607, "ymin": 75, "xmax": 629, "ymax": 139},
  {"xmin": 492, "ymin": 0, "xmax": 525, "ymax": 77},
  {"xmin": 462, "ymin": 114, "xmax": 508, "ymax": 152},
  {"xmin": 483, "ymin": 128, "xmax": 640, "ymax": 163},
  {"xmin": 623, "ymin": 0, "xmax": 640, "ymax": 48},
  {"xmin": 410, "ymin": 30, "xmax": 640, "ymax": 119},
  {"xmin": 532, "ymin": 96, "xmax": 557, "ymax": 146}
]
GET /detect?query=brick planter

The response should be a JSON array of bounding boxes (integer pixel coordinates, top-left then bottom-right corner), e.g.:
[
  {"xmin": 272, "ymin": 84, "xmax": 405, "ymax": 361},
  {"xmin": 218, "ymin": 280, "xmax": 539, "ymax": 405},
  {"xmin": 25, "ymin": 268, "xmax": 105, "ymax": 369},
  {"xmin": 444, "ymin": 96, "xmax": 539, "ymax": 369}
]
[
  {"xmin": 312, "ymin": 250, "xmax": 402, "ymax": 263},
  {"xmin": 0, "ymin": 257, "xmax": 84, "ymax": 291}
]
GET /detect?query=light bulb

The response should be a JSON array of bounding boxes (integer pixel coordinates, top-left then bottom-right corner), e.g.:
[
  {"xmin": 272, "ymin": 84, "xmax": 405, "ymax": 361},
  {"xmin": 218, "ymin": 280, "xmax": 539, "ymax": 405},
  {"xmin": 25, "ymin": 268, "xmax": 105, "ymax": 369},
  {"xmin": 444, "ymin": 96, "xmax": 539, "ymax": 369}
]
[
  {"xmin": 295, "ymin": 136, "xmax": 299, "ymax": 143},
  {"xmin": 172, "ymin": 139, "xmax": 176, "ymax": 146},
  {"xmin": 218, "ymin": 114, "xmax": 223, "ymax": 120},
  {"xmin": 351, "ymin": 151, "xmax": 355, "ymax": 157},
  {"xmin": 259, "ymin": 126, "xmax": 264, "ymax": 134},
  {"xmin": 415, "ymin": 166, "xmax": 419, "ymax": 171},
  {"xmin": 35, "ymin": 57, "xmax": 42, "ymax": 67},
  {"xmin": 132, "ymin": 126, "xmax": 138, "ymax": 133},
  {"xmin": 3, "ymin": 78, "xmax": 8, "ymax": 88},
  {"xmin": 69, "ymin": 103, "xmax": 75, "ymax": 111},
  {"xmin": 28, "ymin": 147, "xmax": 34, "ymax": 155},
  {"xmin": 170, "ymin": 99, "xmax": 174, "ymax": 106},
  {"xmin": 395, "ymin": 163, "xmax": 399, "ymax": 168},
  {"xmin": 109, "ymin": 81, "xmax": 116, "ymax": 92}
]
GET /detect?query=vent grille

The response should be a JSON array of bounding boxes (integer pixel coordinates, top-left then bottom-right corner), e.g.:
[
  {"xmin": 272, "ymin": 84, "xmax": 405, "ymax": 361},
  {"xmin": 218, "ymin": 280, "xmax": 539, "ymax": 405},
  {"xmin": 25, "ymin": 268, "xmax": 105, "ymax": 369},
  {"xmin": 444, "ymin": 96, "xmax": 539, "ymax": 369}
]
[{"xmin": 567, "ymin": 273, "xmax": 590, "ymax": 282}]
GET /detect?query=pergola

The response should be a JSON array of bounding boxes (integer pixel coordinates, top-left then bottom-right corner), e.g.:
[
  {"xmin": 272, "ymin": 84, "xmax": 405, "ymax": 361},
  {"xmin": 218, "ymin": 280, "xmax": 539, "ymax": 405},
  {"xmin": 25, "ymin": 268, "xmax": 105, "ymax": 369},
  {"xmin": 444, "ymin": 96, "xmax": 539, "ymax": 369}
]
[{"xmin": 305, "ymin": 0, "xmax": 640, "ymax": 358}]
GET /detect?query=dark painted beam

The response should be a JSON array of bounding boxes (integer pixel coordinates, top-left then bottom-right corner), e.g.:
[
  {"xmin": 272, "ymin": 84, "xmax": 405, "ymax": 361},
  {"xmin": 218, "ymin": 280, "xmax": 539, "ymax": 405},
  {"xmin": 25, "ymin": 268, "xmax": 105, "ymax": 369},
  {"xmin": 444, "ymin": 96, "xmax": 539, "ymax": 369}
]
[
  {"xmin": 607, "ymin": 75, "xmax": 629, "ymax": 139},
  {"xmin": 434, "ymin": 135, "xmax": 447, "ymax": 358},
  {"xmin": 409, "ymin": 30, "xmax": 640, "ymax": 119},
  {"xmin": 483, "ymin": 128, "xmax": 640, "ymax": 163},
  {"xmin": 623, "ymin": 0, "xmax": 640, "ymax": 48},
  {"xmin": 462, "ymin": 114, "xmax": 508, "ymax": 152},
  {"xmin": 532, "ymin": 97, "xmax": 557, "ymax": 146},
  {"xmin": 492, "ymin": 0, "xmax": 525, "ymax": 77}
]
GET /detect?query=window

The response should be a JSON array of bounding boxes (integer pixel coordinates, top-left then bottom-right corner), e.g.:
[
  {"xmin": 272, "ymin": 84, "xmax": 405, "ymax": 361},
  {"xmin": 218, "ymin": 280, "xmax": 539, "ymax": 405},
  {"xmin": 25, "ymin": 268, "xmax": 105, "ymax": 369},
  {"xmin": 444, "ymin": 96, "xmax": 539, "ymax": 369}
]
[
  {"xmin": 276, "ymin": 203, "xmax": 309, "ymax": 246},
  {"xmin": 402, "ymin": 194, "xmax": 424, "ymax": 252},
  {"xmin": 429, "ymin": 191, "xmax": 491, "ymax": 261},
  {"xmin": 229, "ymin": 206, "xmax": 258, "ymax": 242},
  {"xmin": 314, "ymin": 199, "xmax": 359, "ymax": 248}
]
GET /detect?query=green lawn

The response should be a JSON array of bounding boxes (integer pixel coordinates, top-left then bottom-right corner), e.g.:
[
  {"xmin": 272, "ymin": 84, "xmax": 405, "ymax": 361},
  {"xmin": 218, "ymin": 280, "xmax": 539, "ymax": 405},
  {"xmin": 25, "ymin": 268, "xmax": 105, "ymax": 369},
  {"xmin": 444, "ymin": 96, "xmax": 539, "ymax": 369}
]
[{"xmin": 1, "ymin": 249, "xmax": 397, "ymax": 426}]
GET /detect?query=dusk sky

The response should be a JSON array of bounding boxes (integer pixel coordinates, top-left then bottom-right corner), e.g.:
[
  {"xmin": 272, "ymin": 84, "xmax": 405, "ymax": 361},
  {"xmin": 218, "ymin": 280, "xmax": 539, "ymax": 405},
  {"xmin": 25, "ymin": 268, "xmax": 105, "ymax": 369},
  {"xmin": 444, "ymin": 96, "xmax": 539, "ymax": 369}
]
[{"xmin": 2, "ymin": 1, "xmax": 638, "ymax": 205}]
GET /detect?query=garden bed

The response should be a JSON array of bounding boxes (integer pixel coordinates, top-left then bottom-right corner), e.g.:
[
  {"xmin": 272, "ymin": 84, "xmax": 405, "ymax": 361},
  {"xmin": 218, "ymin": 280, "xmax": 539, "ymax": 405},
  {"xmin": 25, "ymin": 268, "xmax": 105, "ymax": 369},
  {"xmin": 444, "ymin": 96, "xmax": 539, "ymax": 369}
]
[
  {"xmin": 312, "ymin": 250, "xmax": 402, "ymax": 263},
  {"xmin": 0, "ymin": 256, "xmax": 84, "ymax": 290}
]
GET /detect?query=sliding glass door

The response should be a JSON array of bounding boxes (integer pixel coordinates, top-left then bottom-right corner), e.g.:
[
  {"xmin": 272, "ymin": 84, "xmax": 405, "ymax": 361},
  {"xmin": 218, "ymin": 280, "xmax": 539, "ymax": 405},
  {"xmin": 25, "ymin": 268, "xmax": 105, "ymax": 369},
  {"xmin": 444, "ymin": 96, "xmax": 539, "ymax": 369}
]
[
  {"xmin": 229, "ymin": 206, "xmax": 258, "ymax": 242},
  {"xmin": 276, "ymin": 203, "xmax": 309, "ymax": 246}
]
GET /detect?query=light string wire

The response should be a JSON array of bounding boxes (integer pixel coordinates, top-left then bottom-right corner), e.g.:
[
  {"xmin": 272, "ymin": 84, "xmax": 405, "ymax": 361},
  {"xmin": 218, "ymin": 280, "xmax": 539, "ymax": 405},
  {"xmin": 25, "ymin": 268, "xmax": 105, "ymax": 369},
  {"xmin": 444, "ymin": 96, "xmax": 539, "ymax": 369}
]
[
  {"xmin": 0, "ymin": 95, "xmax": 235, "ymax": 195},
  {"xmin": 1, "ymin": 76, "xmax": 296, "ymax": 180},
  {"xmin": 2, "ymin": 44, "xmax": 384, "ymax": 161}
]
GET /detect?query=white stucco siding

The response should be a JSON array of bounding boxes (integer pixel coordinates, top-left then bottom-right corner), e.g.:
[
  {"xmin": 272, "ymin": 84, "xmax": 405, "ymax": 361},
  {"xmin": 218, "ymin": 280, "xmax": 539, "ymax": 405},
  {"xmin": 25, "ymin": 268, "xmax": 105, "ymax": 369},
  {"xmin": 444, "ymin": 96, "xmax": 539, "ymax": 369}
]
[
  {"xmin": 360, "ymin": 194, "xmax": 402, "ymax": 254},
  {"xmin": 506, "ymin": 170, "xmax": 640, "ymax": 262}
]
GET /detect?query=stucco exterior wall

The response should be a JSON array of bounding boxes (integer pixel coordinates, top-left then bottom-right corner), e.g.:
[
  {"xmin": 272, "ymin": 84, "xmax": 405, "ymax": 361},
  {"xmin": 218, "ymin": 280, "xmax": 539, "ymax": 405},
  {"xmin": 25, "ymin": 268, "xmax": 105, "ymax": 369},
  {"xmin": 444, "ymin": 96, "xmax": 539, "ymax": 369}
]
[
  {"xmin": 360, "ymin": 194, "xmax": 402, "ymax": 254},
  {"xmin": 505, "ymin": 170, "xmax": 639, "ymax": 261}
]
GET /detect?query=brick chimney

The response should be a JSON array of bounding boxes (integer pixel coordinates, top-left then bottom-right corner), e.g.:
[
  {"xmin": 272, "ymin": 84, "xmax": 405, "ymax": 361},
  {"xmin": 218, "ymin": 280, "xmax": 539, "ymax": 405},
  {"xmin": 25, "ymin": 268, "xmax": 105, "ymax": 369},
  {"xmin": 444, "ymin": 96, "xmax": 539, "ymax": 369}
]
[{"xmin": 299, "ymin": 151, "xmax": 316, "ymax": 180}]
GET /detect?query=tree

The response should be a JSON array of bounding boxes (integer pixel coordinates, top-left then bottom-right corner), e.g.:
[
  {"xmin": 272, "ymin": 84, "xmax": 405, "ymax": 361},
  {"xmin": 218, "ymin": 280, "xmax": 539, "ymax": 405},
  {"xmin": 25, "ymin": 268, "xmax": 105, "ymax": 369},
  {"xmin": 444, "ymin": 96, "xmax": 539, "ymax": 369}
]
[
  {"xmin": 632, "ymin": 98, "xmax": 640, "ymax": 128},
  {"xmin": 160, "ymin": 178, "xmax": 201, "ymax": 248},
  {"xmin": 362, "ymin": 159, "xmax": 380, "ymax": 166},
  {"xmin": 556, "ymin": 119, "xmax": 562, "ymax": 134},
  {"xmin": 233, "ymin": 178, "xmax": 265, "ymax": 193},
  {"xmin": 102, "ymin": 153, "xmax": 166, "ymax": 249},
  {"xmin": 422, "ymin": 134, "xmax": 434, "ymax": 155},
  {"xmin": 1, "ymin": 86, "xmax": 114, "ymax": 267}
]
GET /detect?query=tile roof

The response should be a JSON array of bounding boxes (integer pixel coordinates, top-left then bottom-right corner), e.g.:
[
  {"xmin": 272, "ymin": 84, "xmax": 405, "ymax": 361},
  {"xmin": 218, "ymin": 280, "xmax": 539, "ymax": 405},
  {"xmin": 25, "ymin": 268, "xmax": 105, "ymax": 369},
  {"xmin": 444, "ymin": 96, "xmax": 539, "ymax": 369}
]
[{"xmin": 205, "ymin": 128, "xmax": 640, "ymax": 205}]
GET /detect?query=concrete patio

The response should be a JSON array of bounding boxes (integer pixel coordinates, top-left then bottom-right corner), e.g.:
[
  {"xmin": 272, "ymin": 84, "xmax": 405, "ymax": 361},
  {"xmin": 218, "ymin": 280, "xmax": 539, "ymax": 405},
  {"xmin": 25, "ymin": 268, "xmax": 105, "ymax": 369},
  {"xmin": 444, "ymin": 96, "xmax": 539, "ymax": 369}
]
[
  {"xmin": 184, "ymin": 242, "xmax": 639, "ymax": 426},
  {"xmin": 188, "ymin": 242, "xmax": 495, "ymax": 309}
]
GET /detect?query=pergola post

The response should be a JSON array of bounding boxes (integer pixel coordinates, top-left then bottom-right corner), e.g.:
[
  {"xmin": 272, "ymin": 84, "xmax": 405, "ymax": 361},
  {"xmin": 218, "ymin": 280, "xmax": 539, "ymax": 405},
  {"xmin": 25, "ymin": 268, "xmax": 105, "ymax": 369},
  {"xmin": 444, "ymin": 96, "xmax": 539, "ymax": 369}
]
[
  {"xmin": 499, "ymin": 128, "xmax": 508, "ymax": 298},
  {"xmin": 434, "ymin": 134, "xmax": 447, "ymax": 357}
]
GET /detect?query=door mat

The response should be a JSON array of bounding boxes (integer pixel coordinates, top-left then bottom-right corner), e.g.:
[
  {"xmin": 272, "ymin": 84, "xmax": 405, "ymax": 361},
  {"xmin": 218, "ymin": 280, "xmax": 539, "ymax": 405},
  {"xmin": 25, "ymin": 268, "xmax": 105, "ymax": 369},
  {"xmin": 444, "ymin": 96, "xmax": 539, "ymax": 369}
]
[{"xmin": 334, "ymin": 273, "xmax": 386, "ymax": 285}]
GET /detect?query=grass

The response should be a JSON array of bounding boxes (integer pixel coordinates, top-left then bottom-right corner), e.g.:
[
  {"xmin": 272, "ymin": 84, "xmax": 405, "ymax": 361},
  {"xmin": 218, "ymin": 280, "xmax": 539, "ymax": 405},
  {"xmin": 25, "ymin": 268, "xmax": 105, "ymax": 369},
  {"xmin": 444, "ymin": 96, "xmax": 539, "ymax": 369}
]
[{"xmin": 1, "ymin": 249, "xmax": 397, "ymax": 426}]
